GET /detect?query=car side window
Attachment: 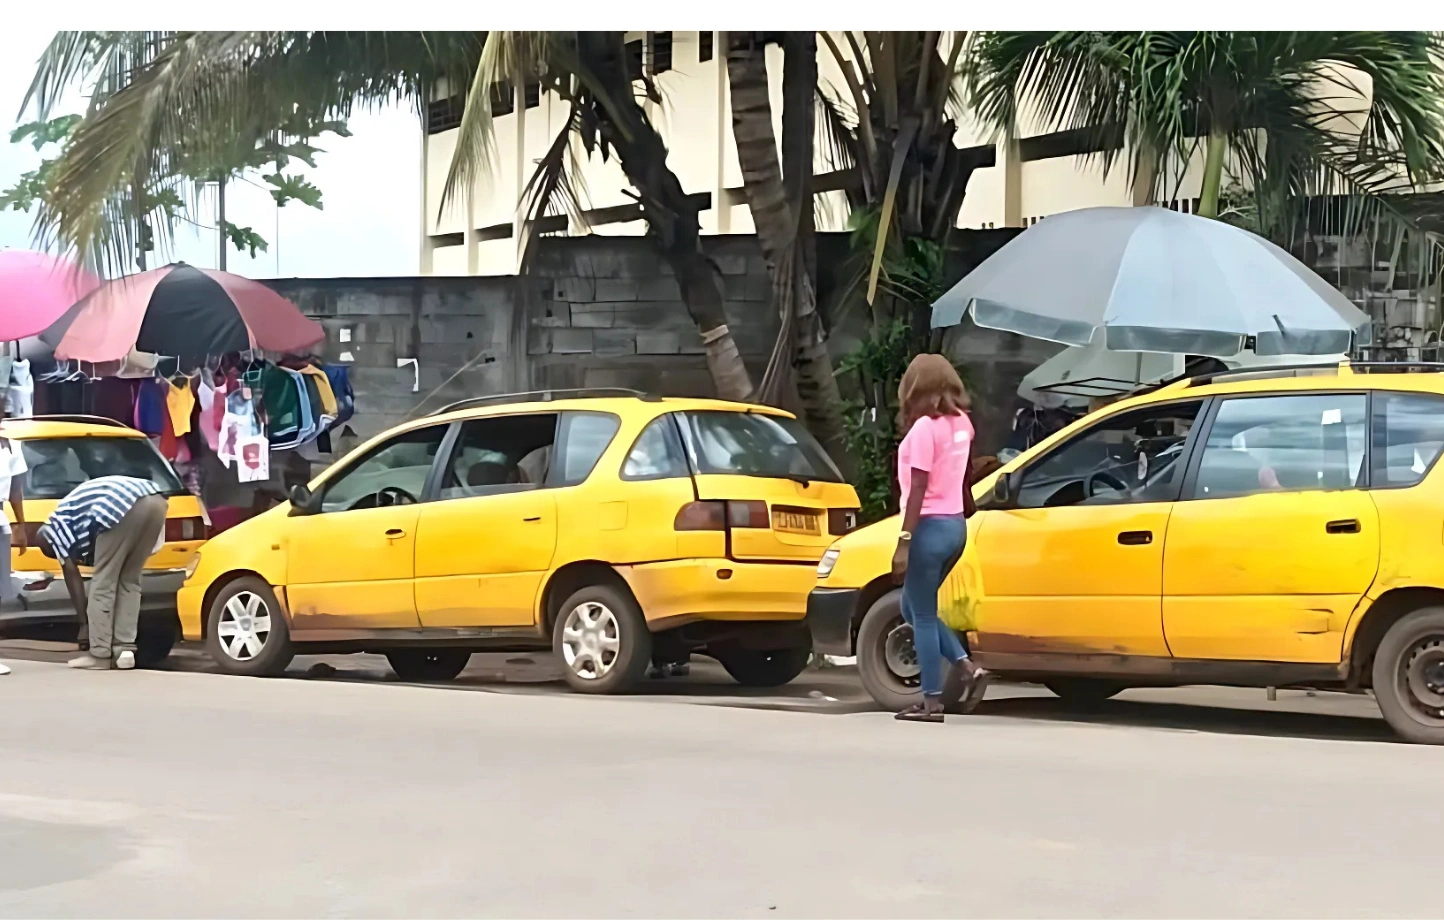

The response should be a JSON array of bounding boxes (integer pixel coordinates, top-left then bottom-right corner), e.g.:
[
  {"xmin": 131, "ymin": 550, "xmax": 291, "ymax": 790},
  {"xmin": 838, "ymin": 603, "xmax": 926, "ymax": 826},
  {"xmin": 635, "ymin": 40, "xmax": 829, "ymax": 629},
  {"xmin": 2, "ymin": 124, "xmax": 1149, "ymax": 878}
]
[
  {"xmin": 549, "ymin": 412, "xmax": 622, "ymax": 486},
  {"xmin": 318, "ymin": 425, "xmax": 447, "ymax": 513},
  {"xmin": 437, "ymin": 413, "xmax": 559, "ymax": 501},
  {"xmin": 1371, "ymin": 391, "xmax": 1444, "ymax": 489},
  {"xmin": 1015, "ymin": 401, "xmax": 1202, "ymax": 509},
  {"xmin": 621, "ymin": 415, "xmax": 690, "ymax": 480},
  {"xmin": 1193, "ymin": 393, "xmax": 1366, "ymax": 500}
]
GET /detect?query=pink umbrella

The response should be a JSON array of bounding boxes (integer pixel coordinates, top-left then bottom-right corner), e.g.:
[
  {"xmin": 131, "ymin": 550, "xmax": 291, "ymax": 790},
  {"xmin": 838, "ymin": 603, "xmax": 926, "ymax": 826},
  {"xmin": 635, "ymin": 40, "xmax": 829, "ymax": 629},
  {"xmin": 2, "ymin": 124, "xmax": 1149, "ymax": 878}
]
[{"xmin": 0, "ymin": 250, "xmax": 100, "ymax": 342}]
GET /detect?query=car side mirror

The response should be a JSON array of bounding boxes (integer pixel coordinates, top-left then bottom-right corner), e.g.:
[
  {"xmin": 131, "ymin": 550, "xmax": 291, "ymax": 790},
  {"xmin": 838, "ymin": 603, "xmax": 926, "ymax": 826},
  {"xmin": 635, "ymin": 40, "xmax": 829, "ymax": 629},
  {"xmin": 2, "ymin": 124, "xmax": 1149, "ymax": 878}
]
[
  {"xmin": 287, "ymin": 484, "xmax": 316, "ymax": 516},
  {"xmin": 991, "ymin": 471, "xmax": 1017, "ymax": 507}
]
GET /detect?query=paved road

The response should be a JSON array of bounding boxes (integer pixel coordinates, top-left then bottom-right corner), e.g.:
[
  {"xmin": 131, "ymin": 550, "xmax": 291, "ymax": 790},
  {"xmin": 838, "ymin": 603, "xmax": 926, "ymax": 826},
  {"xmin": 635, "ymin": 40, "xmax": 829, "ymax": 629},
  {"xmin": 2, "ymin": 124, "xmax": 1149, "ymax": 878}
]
[{"xmin": 0, "ymin": 654, "xmax": 1436, "ymax": 918}]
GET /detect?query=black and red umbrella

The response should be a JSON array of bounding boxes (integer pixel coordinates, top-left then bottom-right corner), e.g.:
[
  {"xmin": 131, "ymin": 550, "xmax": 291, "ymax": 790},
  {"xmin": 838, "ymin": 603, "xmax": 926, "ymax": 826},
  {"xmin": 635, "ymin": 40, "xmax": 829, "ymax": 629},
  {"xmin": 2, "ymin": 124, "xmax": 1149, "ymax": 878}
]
[{"xmin": 42, "ymin": 262, "xmax": 325, "ymax": 362}]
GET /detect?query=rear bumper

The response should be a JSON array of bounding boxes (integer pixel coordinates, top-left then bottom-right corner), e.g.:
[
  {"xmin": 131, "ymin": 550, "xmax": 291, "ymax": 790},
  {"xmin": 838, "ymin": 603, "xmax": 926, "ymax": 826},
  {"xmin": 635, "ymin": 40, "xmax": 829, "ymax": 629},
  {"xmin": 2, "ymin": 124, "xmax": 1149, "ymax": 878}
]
[
  {"xmin": 0, "ymin": 568, "xmax": 185, "ymax": 629},
  {"xmin": 806, "ymin": 588, "xmax": 860, "ymax": 657},
  {"xmin": 617, "ymin": 558, "xmax": 818, "ymax": 627}
]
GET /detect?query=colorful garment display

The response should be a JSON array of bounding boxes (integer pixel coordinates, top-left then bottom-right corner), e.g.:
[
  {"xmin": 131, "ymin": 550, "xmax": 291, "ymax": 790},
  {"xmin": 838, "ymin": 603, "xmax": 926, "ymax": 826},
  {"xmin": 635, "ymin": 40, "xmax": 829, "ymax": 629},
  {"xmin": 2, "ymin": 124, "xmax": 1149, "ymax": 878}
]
[{"xmin": 166, "ymin": 376, "xmax": 195, "ymax": 437}]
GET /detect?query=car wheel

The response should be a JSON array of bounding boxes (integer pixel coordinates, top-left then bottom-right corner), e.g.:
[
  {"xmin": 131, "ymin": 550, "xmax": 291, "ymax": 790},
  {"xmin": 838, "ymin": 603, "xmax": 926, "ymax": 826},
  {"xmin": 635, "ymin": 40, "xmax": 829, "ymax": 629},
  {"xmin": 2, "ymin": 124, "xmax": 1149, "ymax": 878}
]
[
  {"xmin": 856, "ymin": 589, "xmax": 922, "ymax": 712},
  {"xmin": 386, "ymin": 649, "xmax": 471, "ymax": 682},
  {"xmin": 205, "ymin": 576, "xmax": 294, "ymax": 677},
  {"xmin": 1044, "ymin": 678, "xmax": 1126, "ymax": 707},
  {"xmin": 714, "ymin": 644, "xmax": 811, "ymax": 688},
  {"xmin": 134, "ymin": 616, "xmax": 178, "ymax": 669},
  {"xmin": 553, "ymin": 583, "xmax": 651, "ymax": 694},
  {"xmin": 1372, "ymin": 606, "xmax": 1444, "ymax": 744}
]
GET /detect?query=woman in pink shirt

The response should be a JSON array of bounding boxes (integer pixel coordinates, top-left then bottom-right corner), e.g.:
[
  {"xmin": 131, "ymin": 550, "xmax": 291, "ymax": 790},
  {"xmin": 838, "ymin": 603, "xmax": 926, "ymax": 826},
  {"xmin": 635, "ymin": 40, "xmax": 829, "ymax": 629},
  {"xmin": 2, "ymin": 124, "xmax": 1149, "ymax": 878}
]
[{"xmin": 891, "ymin": 354, "xmax": 991, "ymax": 722}]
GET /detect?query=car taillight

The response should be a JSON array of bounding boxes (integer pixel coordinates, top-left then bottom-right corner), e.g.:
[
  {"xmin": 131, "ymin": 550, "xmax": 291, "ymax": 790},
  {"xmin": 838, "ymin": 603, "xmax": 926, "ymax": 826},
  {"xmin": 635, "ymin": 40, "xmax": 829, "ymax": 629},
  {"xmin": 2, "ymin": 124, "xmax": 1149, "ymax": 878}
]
[
  {"xmin": 165, "ymin": 517, "xmax": 207, "ymax": 542},
  {"xmin": 674, "ymin": 501, "xmax": 727, "ymax": 531},
  {"xmin": 726, "ymin": 500, "xmax": 769, "ymax": 528},
  {"xmin": 829, "ymin": 508, "xmax": 861, "ymax": 536}
]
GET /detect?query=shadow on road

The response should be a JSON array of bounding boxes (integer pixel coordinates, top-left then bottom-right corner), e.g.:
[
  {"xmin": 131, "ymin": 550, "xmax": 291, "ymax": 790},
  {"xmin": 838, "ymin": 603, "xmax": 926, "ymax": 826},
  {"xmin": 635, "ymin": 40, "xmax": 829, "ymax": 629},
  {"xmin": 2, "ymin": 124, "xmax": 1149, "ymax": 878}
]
[{"xmin": 969, "ymin": 694, "xmax": 1398, "ymax": 744}]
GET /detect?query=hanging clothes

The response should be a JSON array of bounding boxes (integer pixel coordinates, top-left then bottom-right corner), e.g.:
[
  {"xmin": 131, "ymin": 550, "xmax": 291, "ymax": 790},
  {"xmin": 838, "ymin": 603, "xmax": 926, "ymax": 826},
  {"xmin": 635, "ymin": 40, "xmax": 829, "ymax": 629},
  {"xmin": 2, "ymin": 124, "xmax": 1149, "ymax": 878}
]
[
  {"xmin": 133, "ymin": 378, "xmax": 167, "ymax": 436},
  {"xmin": 218, "ymin": 386, "xmax": 263, "ymax": 469},
  {"xmin": 260, "ymin": 364, "xmax": 301, "ymax": 443},
  {"xmin": 8, "ymin": 360, "xmax": 33, "ymax": 418},
  {"xmin": 295, "ymin": 364, "xmax": 338, "ymax": 416},
  {"xmin": 197, "ymin": 372, "xmax": 225, "ymax": 452},
  {"xmin": 323, "ymin": 364, "xmax": 354, "ymax": 426},
  {"xmin": 166, "ymin": 376, "xmax": 195, "ymax": 437}
]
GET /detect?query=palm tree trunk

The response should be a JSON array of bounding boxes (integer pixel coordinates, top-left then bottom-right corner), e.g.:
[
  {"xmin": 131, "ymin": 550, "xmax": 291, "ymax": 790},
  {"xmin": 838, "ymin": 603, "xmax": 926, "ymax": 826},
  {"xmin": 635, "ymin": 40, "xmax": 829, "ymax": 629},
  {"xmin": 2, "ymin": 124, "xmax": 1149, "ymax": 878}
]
[
  {"xmin": 726, "ymin": 32, "xmax": 846, "ymax": 452},
  {"xmin": 1197, "ymin": 130, "xmax": 1227, "ymax": 219}
]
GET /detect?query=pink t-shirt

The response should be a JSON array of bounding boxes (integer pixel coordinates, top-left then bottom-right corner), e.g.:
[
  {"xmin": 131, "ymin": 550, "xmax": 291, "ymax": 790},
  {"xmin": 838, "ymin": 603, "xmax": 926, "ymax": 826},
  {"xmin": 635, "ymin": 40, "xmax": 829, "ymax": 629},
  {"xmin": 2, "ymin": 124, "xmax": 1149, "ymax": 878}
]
[{"xmin": 897, "ymin": 412, "xmax": 974, "ymax": 516}]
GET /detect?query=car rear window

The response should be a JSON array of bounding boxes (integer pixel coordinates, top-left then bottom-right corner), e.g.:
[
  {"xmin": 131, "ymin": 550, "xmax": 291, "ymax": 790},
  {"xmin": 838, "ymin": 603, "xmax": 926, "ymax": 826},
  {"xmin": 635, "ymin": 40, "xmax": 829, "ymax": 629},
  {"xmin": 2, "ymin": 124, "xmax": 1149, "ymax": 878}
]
[
  {"xmin": 19, "ymin": 437, "xmax": 187, "ymax": 499},
  {"xmin": 681, "ymin": 411, "xmax": 844, "ymax": 483}
]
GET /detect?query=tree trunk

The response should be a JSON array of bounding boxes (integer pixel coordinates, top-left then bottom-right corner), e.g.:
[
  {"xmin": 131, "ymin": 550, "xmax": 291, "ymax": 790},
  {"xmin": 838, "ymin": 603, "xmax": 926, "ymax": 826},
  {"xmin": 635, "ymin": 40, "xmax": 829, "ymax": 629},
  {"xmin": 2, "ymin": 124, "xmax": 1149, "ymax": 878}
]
[
  {"xmin": 579, "ymin": 32, "xmax": 755, "ymax": 402},
  {"xmin": 1197, "ymin": 130, "xmax": 1227, "ymax": 219},
  {"xmin": 726, "ymin": 32, "xmax": 846, "ymax": 452}
]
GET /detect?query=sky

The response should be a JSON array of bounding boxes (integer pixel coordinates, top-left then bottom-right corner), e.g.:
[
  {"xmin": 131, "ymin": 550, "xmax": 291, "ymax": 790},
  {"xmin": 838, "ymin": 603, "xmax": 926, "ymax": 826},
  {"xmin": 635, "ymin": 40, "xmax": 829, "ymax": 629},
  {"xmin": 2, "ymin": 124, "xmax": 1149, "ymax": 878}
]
[{"xmin": 0, "ymin": 29, "xmax": 421, "ymax": 280}]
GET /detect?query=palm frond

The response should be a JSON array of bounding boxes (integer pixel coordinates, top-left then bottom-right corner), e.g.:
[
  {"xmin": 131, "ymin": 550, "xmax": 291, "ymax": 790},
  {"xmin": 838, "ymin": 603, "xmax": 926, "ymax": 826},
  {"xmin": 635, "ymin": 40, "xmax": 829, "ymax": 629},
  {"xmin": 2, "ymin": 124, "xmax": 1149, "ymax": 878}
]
[{"xmin": 516, "ymin": 103, "xmax": 591, "ymax": 267}]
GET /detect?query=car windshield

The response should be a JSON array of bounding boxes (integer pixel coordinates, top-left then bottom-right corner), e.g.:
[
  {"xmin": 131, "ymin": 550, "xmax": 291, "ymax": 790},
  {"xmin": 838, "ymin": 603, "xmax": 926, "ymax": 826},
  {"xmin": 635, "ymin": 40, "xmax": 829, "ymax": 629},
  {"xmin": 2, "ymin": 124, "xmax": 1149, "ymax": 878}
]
[
  {"xmin": 19, "ymin": 437, "xmax": 187, "ymax": 499},
  {"xmin": 681, "ymin": 411, "xmax": 844, "ymax": 483}
]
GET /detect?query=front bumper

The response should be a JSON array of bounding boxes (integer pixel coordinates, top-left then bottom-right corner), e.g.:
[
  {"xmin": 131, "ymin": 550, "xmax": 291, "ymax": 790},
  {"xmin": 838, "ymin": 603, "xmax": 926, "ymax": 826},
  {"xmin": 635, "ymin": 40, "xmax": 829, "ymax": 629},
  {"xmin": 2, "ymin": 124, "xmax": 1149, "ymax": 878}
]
[
  {"xmin": 806, "ymin": 587, "xmax": 860, "ymax": 657},
  {"xmin": 0, "ymin": 568, "xmax": 186, "ymax": 629}
]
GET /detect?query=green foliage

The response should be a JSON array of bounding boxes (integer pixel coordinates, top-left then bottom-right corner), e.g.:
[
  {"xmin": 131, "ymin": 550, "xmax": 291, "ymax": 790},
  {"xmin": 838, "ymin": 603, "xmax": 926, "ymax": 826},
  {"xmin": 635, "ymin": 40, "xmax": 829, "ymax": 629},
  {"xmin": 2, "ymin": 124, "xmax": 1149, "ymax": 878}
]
[
  {"xmin": 263, "ymin": 173, "xmax": 323, "ymax": 209},
  {"xmin": 220, "ymin": 221, "xmax": 269, "ymax": 257},
  {"xmin": 10, "ymin": 115, "xmax": 81, "ymax": 151},
  {"xmin": 838, "ymin": 319, "xmax": 911, "ymax": 522}
]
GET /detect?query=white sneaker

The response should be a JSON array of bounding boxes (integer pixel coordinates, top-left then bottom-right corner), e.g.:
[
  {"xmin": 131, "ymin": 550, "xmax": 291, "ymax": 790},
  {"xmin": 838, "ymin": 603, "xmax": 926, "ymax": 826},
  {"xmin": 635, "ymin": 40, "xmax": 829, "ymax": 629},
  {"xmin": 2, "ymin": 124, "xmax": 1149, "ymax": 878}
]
[
  {"xmin": 0, "ymin": 662, "xmax": 10, "ymax": 675},
  {"xmin": 115, "ymin": 650, "xmax": 135, "ymax": 671},
  {"xmin": 67, "ymin": 654, "xmax": 112, "ymax": 670}
]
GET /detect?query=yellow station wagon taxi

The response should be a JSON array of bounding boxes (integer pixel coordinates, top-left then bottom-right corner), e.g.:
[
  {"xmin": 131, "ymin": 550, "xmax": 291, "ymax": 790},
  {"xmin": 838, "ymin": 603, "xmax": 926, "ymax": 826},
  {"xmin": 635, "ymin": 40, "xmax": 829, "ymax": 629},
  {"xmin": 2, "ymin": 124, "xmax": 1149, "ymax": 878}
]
[
  {"xmin": 2, "ymin": 415, "xmax": 207, "ymax": 665},
  {"xmin": 179, "ymin": 389, "xmax": 860, "ymax": 692},
  {"xmin": 809, "ymin": 362, "xmax": 1444, "ymax": 743}
]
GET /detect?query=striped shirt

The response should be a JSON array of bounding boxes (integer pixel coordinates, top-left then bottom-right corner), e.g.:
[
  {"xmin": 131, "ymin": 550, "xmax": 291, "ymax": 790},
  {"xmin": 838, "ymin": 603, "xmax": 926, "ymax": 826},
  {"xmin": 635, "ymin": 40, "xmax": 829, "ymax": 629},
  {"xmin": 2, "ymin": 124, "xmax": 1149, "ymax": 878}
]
[{"xmin": 38, "ymin": 476, "xmax": 160, "ymax": 566}]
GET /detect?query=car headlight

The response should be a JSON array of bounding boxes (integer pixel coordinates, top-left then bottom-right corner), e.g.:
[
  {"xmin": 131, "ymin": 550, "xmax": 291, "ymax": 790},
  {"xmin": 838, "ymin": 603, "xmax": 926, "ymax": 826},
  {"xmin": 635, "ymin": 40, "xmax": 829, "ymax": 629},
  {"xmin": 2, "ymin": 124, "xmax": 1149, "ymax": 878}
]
[
  {"xmin": 184, "ymin": 551, "xmax": 202, "ymax": 580},
  {"xmin": 816, "ymin": 546, "xmax": 841, "ymax": 579}
]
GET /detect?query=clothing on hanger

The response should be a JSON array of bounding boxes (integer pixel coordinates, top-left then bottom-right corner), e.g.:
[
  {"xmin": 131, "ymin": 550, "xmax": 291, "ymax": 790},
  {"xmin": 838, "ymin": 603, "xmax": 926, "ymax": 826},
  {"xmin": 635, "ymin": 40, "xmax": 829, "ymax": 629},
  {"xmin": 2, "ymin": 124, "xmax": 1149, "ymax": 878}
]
[
  {"xmin": 166, "ymin": 376, "xmax": 195, "ymax": 437},
  {"xmin": 8, "ymin": 360, "xmax": 33, "ymax": 418}
]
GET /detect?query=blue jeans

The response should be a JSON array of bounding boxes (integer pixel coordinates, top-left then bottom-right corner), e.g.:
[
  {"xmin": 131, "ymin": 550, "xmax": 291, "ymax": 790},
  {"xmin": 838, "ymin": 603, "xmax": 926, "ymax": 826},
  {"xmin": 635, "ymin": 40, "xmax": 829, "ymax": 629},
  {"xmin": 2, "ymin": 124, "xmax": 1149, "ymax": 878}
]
[{"xmin": 902, "ymin": 513, "xmax": 969, "ymax": 697}]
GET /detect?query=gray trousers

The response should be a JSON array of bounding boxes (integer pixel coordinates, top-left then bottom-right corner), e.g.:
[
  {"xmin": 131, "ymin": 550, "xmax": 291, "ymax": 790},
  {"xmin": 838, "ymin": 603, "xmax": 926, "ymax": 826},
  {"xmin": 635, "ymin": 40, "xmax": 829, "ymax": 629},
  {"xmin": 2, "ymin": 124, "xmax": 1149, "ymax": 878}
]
[{"xmin": 87, "ymin": 494, "xmax": 167, "ymax": 659}]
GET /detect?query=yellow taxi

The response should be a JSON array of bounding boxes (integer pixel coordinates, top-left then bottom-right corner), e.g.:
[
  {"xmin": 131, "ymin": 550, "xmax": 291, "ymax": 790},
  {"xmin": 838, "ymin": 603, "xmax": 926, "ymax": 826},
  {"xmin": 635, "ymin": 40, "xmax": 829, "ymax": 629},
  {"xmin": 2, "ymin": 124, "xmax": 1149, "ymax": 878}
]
[
  {"xmin": 2, "ymin": 415, "xmax": 208, "ymax": 665},
  {"xmin": 808, "ymin": 362, "xmax": 1444, "ymax": 743},
  {"xmin": 179, "ymin": 389, "xmax": 860, "ymax": 692}
]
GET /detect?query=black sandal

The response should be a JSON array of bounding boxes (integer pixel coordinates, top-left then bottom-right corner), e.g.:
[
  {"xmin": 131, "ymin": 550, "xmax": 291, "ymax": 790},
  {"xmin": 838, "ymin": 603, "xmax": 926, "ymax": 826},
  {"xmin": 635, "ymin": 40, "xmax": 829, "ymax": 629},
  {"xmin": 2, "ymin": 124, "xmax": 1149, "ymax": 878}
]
[
  {"xmin": 956, "ymin": 662, "xmax": 994, "ymax": 714},
  {"xmin": 894, "ymin": 699, "xmax": 945, "ymax": 723}
]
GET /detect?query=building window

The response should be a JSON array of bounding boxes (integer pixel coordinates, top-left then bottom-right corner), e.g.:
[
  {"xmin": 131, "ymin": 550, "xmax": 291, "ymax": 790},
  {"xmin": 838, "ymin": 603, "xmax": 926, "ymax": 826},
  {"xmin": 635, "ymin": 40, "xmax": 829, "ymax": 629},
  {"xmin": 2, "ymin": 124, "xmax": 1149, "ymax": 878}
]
[
  {"xmin": 490, "ymin": 81, "xmax": 514, "ymax": 117},
  {"xmin": 524, "ymin": 81, "xmax": 541, "ymax": 109},
  {"xmin": 425, "ymin": 95, "xmax": 464, "ymax": 135},
  {"xmin": 648, "ymin": 32, "xmax": 673, "ymax": 75},
  {"xmin": 699, "ymin": 31, "xmax": 714, "ymax": 63},
  {"xmin": 626, "ymin": 40, "xmax": 644, "ymax": 81}
]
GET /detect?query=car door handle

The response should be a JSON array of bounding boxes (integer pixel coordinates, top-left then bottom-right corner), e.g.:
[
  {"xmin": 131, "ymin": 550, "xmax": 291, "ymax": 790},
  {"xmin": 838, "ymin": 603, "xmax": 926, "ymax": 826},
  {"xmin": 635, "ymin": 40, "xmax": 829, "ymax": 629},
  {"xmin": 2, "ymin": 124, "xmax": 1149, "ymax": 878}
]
[
  {"xmin": 1326, "ymin": 519, "xmax": 1361, "ymax": 534},
  {"xmin": 384, "ymin": 528, "xmax": 406, "ymax": 539},
  {"xmin": 522, "ymin": 516, "xmax": 541, "ymax": 522},
  {"xmin": 1117, "ymin": 530, "xmax": 1153, "ymax": 546}
]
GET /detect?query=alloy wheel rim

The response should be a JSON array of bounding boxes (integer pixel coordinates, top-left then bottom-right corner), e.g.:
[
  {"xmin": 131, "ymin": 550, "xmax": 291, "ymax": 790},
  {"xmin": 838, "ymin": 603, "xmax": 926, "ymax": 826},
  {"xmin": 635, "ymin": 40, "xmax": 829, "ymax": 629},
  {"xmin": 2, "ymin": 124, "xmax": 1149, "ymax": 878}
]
[
  {"xmin": 217, "ymin": 592, "xmax": 271, "ymax": 662},
  {"xmin": 883, "ymin": 619, "xmax": 921, "ymax": 685},
  {"xmin": 1401, "ymin": 636, "xmax": 1444, "ymax": 724},
  {"xmin": 561, "ymin": 601, "xmax": 621, "ymax": 680}
]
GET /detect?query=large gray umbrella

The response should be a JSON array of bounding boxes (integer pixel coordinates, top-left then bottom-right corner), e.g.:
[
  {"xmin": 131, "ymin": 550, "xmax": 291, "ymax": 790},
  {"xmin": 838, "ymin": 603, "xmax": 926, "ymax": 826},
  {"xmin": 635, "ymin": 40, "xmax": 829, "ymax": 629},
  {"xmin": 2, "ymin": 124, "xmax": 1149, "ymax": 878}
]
[{"xmin": 931, "ymin": 206, "xmax": 1371, "ymax": 357}]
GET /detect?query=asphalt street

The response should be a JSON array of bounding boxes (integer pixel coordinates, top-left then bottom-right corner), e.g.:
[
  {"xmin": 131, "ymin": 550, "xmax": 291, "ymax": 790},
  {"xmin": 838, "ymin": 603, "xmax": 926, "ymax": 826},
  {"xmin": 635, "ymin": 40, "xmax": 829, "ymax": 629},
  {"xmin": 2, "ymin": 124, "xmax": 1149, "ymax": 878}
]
[{"xmin": 0, "ymin": 646, "xmax": 1433, "ymax": 918}]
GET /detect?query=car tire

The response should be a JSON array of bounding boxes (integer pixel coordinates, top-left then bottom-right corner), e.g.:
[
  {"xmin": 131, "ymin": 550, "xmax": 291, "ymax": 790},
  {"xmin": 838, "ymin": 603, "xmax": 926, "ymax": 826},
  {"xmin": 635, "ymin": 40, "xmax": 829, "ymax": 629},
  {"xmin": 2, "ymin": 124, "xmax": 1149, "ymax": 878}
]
[
  {"xmin": 714, "ymin": 644, "xmax": 811, "ymax": 688},
  {"xmin": 1044, "ymin": 678, "xmax": 1126, "ymax": 707},
  {"xmin": 204, "ymin": 576, "xmax": 294, "ymax": 677},
  {"xmin": 553, "ymin": 583, "xmax": 651, "ymax": 694},
  {"xmin": 856, "ymin": 589, "xmax": 922, "ymax": 712},
  {"xmin": 1372, "ymin": 605, "xmax": 1444, "ymax": 744},
  {"xmin": 134, "ymin": 616, "xmax": 178, "ymax": 669},
  {"xmin": 386, "ymin": 649, "xmax": 471, "ymax": 682}
]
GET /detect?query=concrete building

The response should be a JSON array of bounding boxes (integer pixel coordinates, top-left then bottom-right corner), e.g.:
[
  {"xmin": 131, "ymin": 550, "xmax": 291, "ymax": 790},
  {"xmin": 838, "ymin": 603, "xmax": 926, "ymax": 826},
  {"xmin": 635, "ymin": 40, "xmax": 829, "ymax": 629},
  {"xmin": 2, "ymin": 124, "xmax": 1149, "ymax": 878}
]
[{"xmin": 417, "ymin": 32, "xmax": 1215, "ymax": 278}]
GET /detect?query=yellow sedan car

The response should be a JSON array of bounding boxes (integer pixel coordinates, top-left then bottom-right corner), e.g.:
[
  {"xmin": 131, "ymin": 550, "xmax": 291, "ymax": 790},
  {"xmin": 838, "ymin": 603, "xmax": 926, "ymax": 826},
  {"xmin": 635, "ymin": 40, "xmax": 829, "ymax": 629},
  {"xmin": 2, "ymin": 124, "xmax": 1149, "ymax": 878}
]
[
  {"xmin": 809, "ymin": 362, "xmax": 1444, "ymax": 744},
  {"xmin": 180, "ymin": 389, "xmax": 860, "ymax": 692},
  {"xmin": 2, "ymin": 415, "xmax": 207, "ymax": 666}
]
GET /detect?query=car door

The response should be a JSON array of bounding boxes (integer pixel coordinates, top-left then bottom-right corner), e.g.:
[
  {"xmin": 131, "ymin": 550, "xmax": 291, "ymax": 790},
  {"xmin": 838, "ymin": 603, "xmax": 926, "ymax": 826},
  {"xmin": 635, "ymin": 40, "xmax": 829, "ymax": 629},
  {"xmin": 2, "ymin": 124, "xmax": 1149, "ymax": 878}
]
[
  {"xmin": 413, "ymin": 412, "xmax": 578, "ymax": 628},
  {"xmin": 972, "ymin": 399, "xmax": 1204, "ymax": 658},
  {"xmin": 1163, "ymin": 391, "xmax": 1378, "ymax": 663},
  {"xmin": 285, "ymin": 423, "xmax": 448, "ymax": 632}
]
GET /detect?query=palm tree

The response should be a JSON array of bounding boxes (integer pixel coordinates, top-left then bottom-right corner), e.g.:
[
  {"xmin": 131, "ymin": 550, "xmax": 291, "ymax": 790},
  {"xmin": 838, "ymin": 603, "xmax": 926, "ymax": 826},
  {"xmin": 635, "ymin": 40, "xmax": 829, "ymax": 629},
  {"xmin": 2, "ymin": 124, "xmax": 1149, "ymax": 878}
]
[
  {"xmin": 25, "ymin": 31, "xmax": 756, "ymax": 401},
  {"xmin": 966, "ymin": 32, "xmax": 1444, "ymax": 221}
]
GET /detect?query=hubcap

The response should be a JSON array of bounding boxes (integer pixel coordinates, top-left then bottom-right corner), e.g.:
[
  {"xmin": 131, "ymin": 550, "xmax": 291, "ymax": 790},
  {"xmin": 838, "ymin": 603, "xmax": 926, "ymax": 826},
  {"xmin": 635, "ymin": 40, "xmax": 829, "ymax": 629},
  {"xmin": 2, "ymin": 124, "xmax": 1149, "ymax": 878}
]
[
  {"xmin": 883, "ymin": 619, "xmax": 921, "ymax": 685},
  {"xmin": 1403, "ymin": 636, "xmax": 1444, "ymax": 720},
  {"xmin": 561, "ymin": 601, "xmax": 621, "ymax": 680},
  {"xmin": 217, "ymin": 592, "xmax": 272, "ymax": 662}
]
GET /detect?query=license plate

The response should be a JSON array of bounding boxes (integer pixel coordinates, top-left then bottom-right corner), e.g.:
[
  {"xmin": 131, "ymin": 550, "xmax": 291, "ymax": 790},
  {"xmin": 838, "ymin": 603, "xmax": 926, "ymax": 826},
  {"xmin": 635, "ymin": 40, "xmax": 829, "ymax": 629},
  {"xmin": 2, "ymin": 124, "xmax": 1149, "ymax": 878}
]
[{"xmin": 772, "ymin": 510, "xmax": 821, "ymax": 535}]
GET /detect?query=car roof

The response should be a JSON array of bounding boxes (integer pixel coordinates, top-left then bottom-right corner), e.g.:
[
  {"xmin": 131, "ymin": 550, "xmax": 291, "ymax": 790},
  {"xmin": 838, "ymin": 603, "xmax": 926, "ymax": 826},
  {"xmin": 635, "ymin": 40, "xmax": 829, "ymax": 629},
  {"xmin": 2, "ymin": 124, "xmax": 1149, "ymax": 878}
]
[
  {"xmin": 1120, "ymin": 363, "xmax": 1444, "ymax": 411},
  {"xmin": 419, "ymin": 395, "xmax": 795, "ymax": 430},
  {"xmin": 1, "ymin": 416, "xmax": 146, "ymax": 440}
]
